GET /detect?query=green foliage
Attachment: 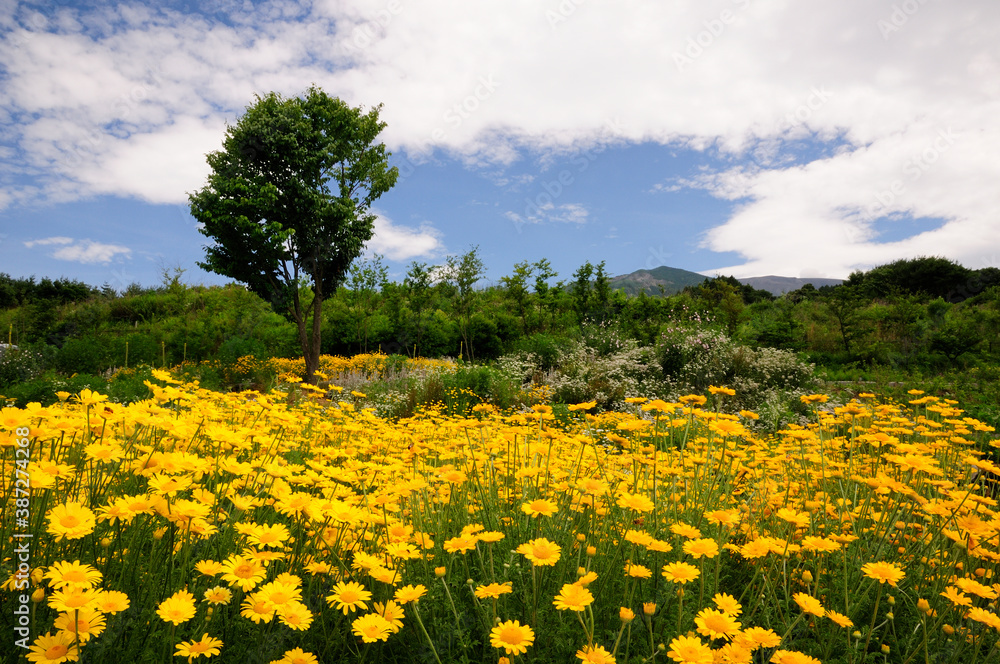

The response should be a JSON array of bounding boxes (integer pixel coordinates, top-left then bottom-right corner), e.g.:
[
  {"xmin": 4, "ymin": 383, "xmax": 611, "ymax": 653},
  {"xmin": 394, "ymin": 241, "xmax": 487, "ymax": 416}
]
[{"xmin": 845, "ymin": 255, "xmax": 972, "ymax": 300}]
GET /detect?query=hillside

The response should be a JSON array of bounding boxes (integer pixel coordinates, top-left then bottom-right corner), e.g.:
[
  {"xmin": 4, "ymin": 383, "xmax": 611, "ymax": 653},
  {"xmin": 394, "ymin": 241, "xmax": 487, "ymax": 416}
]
[
  {"xmin": 738, "ymin": 275, "xmax": 843, "ymax": 295},
  {"xmin": 609, "ymin": 265, "xmax": 709, "ymax": 296}
]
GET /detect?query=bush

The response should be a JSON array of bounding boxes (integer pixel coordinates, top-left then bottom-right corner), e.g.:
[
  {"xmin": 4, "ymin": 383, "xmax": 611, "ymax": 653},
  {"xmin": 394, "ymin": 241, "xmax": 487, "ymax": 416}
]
[
  {"xmin": 0, "ymin": 345, "xmax": 47, "ymax": 388},
  {"xmin": 55, "ymin": 336, "xmax": 107, "ymax": 375}
]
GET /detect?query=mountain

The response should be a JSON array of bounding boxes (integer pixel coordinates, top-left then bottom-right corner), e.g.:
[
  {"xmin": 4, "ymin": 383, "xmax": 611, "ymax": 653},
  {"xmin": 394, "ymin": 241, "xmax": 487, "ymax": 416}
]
[
  {"xmin": 609, "ymin": 266, "xmax": 709, "ymax": 296},
  {"xmin": 737, "ymin": 276, "xmax": 843, "ymax": 295},
  {"xmin": 610, "ymin": 266, "xmax": 843, "ymax": 297}
]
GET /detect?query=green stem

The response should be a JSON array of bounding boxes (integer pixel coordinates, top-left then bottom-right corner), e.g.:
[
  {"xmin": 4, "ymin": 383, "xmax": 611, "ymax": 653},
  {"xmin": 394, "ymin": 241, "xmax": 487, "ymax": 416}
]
[{"xmin": 411, "ymin": 602, "xmax": 443, "ymax": 664}]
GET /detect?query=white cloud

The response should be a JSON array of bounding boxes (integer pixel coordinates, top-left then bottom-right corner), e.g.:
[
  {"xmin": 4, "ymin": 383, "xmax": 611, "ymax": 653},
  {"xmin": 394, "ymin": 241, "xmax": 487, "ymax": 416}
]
[
  {"xmin": 505, "ymin": 201, "xmax": 589, "ymax": 227},
  {"xmin": 23, "ymin": 236, "xmax": 74, "ymax": 247},
  {"xmin": 1, "ymin": 1, "xmax": 999, "ymax": 275},
  {"xmin": 365, "ymin": 213, "xmax": 442, "ymax": 261},
  {"xmin": 24, "ymin": 237, "xmax": 131, "ymax": 264}
]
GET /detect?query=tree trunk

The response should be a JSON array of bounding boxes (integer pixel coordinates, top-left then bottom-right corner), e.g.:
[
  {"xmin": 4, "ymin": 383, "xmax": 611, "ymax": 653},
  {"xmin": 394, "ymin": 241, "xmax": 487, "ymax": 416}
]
[{"xmin": 305, "ymin": 291, "xmax": 323, "ymax": 384}]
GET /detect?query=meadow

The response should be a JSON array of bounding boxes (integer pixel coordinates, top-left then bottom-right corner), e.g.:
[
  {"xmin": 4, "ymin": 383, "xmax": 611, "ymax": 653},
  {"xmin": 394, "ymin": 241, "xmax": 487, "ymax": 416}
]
[{"xmin": 2, "ymin": 356, "xmax": 1000, "ymax": 664}]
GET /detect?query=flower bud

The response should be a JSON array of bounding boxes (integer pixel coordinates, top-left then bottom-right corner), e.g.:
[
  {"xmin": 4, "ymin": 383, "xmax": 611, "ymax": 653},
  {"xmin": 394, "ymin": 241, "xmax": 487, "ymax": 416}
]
[
  {"xmin": 31, "ymin": 588, "xmax": 45, "ymax": 603},
  {"xmin": 801, "ymin": 570, "xmax": 813, "ymax": 583},
  {"xmin": 435, "ymin": 567, "xmax": 447, "ymax": 577},
  {"xmin": 620, "ymin": 607, "xmax": 635, "ymax": 623},
  {"xmin": 917, "ymin": 598, "xmax": 930, "ymax": 612}
]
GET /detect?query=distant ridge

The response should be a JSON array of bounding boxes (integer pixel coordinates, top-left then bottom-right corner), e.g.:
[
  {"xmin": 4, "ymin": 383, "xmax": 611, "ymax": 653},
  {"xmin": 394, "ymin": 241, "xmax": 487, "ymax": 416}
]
[
  {"xmin": 610, "ymin": 266, "xmax": 843, "ymax": 297},
  {"xmin": 738, "ymin": 275, "xmax": 842, "ymax": 295},
  {"xmin": 609, "ymin": 266, "xmax": 709, "ymax": 296}
]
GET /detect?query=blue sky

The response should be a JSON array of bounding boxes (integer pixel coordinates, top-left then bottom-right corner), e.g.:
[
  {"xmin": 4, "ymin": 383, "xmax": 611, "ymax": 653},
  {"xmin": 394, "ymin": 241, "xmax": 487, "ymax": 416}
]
[{"xmin": 1, "ymin": 0, "xmax": 998, "ymax": 290}]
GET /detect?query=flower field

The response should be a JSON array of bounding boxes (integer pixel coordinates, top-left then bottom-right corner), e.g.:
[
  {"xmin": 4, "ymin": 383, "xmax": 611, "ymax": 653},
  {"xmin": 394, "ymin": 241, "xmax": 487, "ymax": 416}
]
[{"xmin": 2, "ymin": 368, "xmax": 1000, "ymax": 663}]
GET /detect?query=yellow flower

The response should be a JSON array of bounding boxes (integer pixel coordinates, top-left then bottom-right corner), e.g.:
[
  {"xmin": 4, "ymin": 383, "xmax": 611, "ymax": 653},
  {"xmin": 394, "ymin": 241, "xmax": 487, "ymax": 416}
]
[
  {"xmin": 617, "ymin": 492, "xmax": 655, "ymax": 512},
  {"xmin": 576, "ymin": 644, "xmax": 615, "ymax": 663},
  {"xmin": 271, "ymin": 648, "xmax": 319, "ymax": 664},
  {"xmin": 443, "ymin": 534, "xmax": 478, "ymax": 554},
  {"xmin": 682, "ymin": 538, "xmax": 719, "ymax": 559},
  {"xmin": 620, "ymin": 607, "xmax": 635, "ymax": 622},
  {"xmin": 712, "ymin": 593, "xmax": 742, "ymax": 616},
  {"xmin": 374, "ymin": 600, "xmax": 405, "ymax": 633},
  {"xmin": 940, "ymin": 586, "xmax": 972, "ymax": 607},
  {"xmin": 257, "ymin": 580, "xmax": 301, "ymax": 608},
  {"xmin": 662, "ymin": 561, "xmax": 700, "ymax": 584},
  {"xmin": 670, "ymin": 523, "xmax": 702, "ymax": 539},
  {"xmin": 26, "ymin": 632, "xmax": 78, "ymax": 664},
  {"xmin": 94, "ymin": 590, "xmax": 130, "ymax": 614},
  {"xmin": 793, "ymin": 592, "xmax": 825, "ymax": 617},
  {"xmin": 775, "ymin": 507, "xmax": 810, "ymax": 528},
  {"xmin": 475, "ymin": 582, "xmax": 513, "ymax": 599},
  {"xmin": 48, "ymin": 588, "xmax": 99, "ymax": 613},
  {"xmin": 771, "ymin": 651, "xmax": 823, "ymax": 664},
  {"xmin": 625, "ymin": 564, "xmax": 652, "ymax": 579},
  {"xmin": 393, "ymin": 584, "xmax": 427, "ymax": 604},
  {"xmin": 53, "ymin": 607, "xmax": 105, "ymax": 644},
  {"xmin": 352, "ymin": 613, "xmax": 393, "ymax": 643},
  {"xmin": 195, "ymin": 560, "xmax": 224, "ymax": 577},
  {"xmin": 46, "ymin": 502, "xmax": 96, "ymax": 541},
  {"xmin": 240, "ymin": 594, "xmax": 275, "ymax": 623},
  {"xmin": 553, "ymin": 583, "xmax": 594, "ymax": 611},
  {"xmin": 277, "ymin": 602, "xmax": 314, "ymax": 631},
  {"xmin": 44, "ymin": 561, "xmax": 102, "ymax": 590},
  {"xmin": 666, "ymin": 634, "xmax": 713, "ymax": 664},
  {"xmin": 327, "ymin": 581, "xmax": 371, "ymax": 614},
  {"xmin": 516, "ymin": 538, "xmax": 561, "ymax": 566},
  {"xmin": 521, "ymin": 499, "xmax": 558, "ymax": 517},
  {"xmin": 490, "ymin": 620, "xmax": 534, "ymax": 656},
  {"xmin": 174, "ymin": 633, "xmax": 223, "ymax": 662},
  {"xmin": 694, "ymin": 608, "xmax": 741, "ymax": 641},
  {"xmin": 220, "ymin": 554, "xmax": 267, "ymax": 592},
  {"xmin": 157, "ymin": 589, "xmax": 197, "ymax": 625},
  {"xmin": 861, "ymin": 561, "xmax": 905, "ymax": 587},
  {"xmin": 203, "ymin": 587, "xmax": 232, "ymax": 605},
  {"xmin": 826, "ymin": 610, "xmax": 854, "ymax": 628},
  {"xmin": 245, "ymin": 522, "xmax": 291, "ymax": 549},
  {"xmin": 735, "ymin": 626, "xmax": 782, "ymax": 649}
]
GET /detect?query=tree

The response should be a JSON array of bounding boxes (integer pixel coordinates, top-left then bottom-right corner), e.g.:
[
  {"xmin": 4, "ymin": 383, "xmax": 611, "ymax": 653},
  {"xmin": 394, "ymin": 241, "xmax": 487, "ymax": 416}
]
[
  {"xmin": 347, "ymin": 254, "xmax": 388, "ymax": 353},
  {"xmin": 404, "ymin": 261, "xmax": 435, "ymax": 355},
  {"xmin": 445, "ymin": 246, "xmax": 485, "ymax": 361},
  {"xmin": 189, "ymin": 87, "xmax": 398, "ymax": 382},
  {"xmin": 500, "ymin": 260, "xmax": 534, "ymax": 333}
]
